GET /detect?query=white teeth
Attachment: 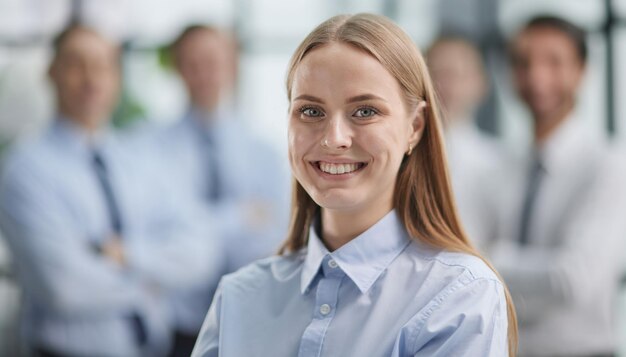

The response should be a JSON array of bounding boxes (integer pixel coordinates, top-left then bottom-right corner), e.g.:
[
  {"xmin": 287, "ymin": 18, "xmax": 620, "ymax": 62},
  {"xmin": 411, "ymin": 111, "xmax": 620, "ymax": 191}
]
[{"xmin": 319, "ymin": 162, "xmax": 362, "ymax": 175}]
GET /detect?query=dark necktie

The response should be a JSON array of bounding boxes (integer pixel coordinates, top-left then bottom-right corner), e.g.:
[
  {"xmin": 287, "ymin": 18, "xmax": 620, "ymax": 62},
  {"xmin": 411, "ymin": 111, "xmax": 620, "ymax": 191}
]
[
  {"xmin": 92, "ymin": 150, "xmax": 123, "ymax": 235},
  {"xmin": 91, "ymin": 149, "xmax": 148, "ymax": 346},
  {"xmin": 517, "ymin": 154, "xmax": 545, "ymax": 246},
  {"xmin": 201, "ymin": 130, "xmax": 222, "ymax": 202}
]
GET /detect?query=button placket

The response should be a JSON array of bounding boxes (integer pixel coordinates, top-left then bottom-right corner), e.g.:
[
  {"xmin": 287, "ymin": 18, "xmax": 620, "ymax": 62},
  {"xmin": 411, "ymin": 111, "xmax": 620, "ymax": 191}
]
[
  {"xmin": 297, "ymin": 255, "xmax": 345, "ymax": 356},
  {"xmin": 314, "ymin": 255, "xmax": 343, "ymax": 320}
]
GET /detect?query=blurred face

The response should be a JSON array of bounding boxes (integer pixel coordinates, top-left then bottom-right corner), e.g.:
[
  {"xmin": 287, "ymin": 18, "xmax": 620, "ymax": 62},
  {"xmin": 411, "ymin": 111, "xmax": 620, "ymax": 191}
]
[
  {"xmin": 288, "ymin": 43, "xmax": 424, "ymax": 215},
  {"xmin": 49, "ymin": 29, "xmax": 120, "ymax": 130},
  {"xmin": 428, "ymin": 40, "xmax": 486, "ymax": 123},
  {"xmin": 175, "ymin": 30, "xmax": 233, "ymax": 112},
  {"xmin": 512, "ymin": 26, "xmax": 584, "ymax": 125}
]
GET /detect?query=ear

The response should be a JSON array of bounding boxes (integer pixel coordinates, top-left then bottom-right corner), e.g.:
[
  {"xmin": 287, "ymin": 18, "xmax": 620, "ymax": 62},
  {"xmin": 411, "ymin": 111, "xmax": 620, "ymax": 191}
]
[{"xmin": 408, "ymin": 100, "xmax": 427, "ymax": 149}]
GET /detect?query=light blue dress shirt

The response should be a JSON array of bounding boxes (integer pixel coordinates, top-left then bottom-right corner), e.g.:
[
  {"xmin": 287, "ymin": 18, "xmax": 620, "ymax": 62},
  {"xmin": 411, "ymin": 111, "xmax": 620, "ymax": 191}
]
[
  {"xmin": 150, "ymin": 108, "xmax": 291, "ymax": 334},
  {"xmin": 0, "ymin": 118, "xmax": 222, "ymax": 357},
  {"xmin": 192, "ymin": 210, "xmax": 509, "ymax": 357}
]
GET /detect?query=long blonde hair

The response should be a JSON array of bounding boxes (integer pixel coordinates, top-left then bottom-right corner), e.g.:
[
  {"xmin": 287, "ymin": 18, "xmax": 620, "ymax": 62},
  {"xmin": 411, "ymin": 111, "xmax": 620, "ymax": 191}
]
[{"xmin": 279, "ymin": 13, "xmax": 517, "ymax": 356}]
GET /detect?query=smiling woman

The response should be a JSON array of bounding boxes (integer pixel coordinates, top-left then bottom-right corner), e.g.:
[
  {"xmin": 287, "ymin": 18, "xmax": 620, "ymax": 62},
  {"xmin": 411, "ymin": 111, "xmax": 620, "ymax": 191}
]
[
  {"xmin": 287, "ymin": 41, "xmax": 425, "ymax": 251},
  {"xmin": 192, "ymin": 13, "xmax": 517, "ymax": 357}
]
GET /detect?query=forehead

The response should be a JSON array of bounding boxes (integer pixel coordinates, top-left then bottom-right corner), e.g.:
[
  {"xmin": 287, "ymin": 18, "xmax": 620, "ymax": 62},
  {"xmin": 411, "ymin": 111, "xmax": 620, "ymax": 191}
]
[
  {"xmin": 514, "ymin": 27, "xmax": 579, "ymax": 60},
  {"xmin": 292, "ymin": 42, "xmax": 401, "ymax": 98},
  {"xmin": 178, "ymin": 30, "xmax": 225, "ymax": 54},
  {"xmin": 56, "ymin": 29, "xmax": 118, "ymax": 62},
  {"xmin": 429, "ymin": 40, "xmax": 475, "ymax": 60},
  {"xmin": 428, "ymin": 41, "xmax": 481, "ymax": 71}
]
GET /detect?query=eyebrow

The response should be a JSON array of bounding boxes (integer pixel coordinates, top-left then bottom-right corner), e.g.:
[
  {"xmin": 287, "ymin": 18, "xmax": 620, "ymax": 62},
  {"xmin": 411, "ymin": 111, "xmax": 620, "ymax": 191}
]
[
  {"xmin": 292, "ymin": 93, "xmax": 387, "ymax": 104},
  {"xmin": 293, "ymin": 94, "xmax": 324, "ymax": 103},
  {"xmin": 347, "ymin": 94, "xmax": 387, "ymax": 103}
]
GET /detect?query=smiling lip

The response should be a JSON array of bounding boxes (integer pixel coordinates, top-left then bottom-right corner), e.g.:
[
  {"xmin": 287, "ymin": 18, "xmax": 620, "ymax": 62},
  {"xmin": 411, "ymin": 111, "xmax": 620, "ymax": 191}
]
[{"xmin": 310, "ymin": 160, "xmax": 368, "ymax": 178}]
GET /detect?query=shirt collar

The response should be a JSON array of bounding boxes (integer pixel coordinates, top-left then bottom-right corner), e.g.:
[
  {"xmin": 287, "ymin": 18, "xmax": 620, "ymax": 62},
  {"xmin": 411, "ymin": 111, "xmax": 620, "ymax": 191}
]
[
  {"xmin": 534, "ymin": 113, "xmax": 600, "ymax": 175},
  {"xmin": 185, "ymin": 105, "xmax": 235, "ymax": 130},
  {"xmin": 185, "ymin": 107, "xmax": 232, "ymax": 144},
  {"xmin": 51, "ymin": 116, "xmax": 112, "ymax": 156},
  {"xmin": 300, "ymin": 210, "xmax": 411, "ymax": 295}
]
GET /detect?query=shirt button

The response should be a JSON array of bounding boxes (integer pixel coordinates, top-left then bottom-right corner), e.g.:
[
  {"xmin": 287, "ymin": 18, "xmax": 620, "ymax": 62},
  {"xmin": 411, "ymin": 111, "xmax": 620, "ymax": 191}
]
[
  {"xmin": 328, "ymin": 259, "xmax": 338, "ymax": 268},
  {"xmin": 320, "ymin": 304, "xmax": 331, "ymax": 316}
]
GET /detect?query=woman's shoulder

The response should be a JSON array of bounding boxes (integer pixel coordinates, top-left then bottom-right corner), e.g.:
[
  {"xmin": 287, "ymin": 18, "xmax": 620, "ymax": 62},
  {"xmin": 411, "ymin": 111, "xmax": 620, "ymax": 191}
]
[
  {"xmin": 394, "ymin": 243, "xmax": 509, "ymax": 356},
  {"xmin": 404, "ymin": 240, "xmax": 502, "ymax": 286}
]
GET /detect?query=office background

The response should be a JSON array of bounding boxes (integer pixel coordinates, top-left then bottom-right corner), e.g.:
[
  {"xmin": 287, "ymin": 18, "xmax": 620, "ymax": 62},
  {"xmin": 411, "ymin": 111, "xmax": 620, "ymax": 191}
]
[{"xmin": 0, "ymin": 0, "xmax": 625, "ymax": 355}]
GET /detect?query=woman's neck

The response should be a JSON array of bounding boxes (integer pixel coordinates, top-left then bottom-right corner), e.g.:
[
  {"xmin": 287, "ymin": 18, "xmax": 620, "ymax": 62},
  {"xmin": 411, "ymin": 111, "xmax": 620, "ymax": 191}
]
[{"xmin": 320, "ymin": 204, "xmax": 393, "ymax": 252}]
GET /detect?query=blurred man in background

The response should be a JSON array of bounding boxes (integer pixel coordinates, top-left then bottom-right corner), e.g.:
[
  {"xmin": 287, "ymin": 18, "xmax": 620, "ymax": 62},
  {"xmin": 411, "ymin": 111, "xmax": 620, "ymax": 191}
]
[
  {"xmin": 154, "ymin": 25, "xmax": 290, "ymax": 357},
  {"xmin": 0, "ymin": 25, "xmax": 221, "ymax": 357},
  {"xmin": 427, "ymin": 36, "xmax": 503, "ymax": 249},
  {"xmin": 484, "ymin": 16, "xmax": 626, "ymax": 356}
]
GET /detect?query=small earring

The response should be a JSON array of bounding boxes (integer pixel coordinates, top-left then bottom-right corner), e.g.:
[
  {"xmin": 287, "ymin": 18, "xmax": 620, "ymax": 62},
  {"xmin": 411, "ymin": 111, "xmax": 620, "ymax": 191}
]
[{"xmin": 407, "ymin": 143, "xmax": 413, "ymax": 156}]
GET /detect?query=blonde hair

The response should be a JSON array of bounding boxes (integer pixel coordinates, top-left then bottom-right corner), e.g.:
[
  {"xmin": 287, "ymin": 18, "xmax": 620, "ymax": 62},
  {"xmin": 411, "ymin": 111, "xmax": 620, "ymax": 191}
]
[{"xmin": 279, "ymin": 13, "xmax": 518, "ymax": 355}]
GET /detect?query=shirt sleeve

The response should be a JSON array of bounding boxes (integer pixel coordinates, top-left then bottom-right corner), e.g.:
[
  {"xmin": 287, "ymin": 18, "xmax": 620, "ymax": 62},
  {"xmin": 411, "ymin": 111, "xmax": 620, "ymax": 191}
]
[
  {"xmin": 409, "ymin": 277, "xmax": 509, "ymax": 357},
  {"xmin": 190, "ymin": 282, "xmax": 223, "ymax": 357},
  {"xmin": 0, "ymin": 155, "xmax": 141, "ymax": 317},
  {"xmin": 121, "ymin": 163, "xmax": 226, "ymax": 292},
  {"xmin": 492, "ymin": 156, "xmax": 626, "ymax": 323}
]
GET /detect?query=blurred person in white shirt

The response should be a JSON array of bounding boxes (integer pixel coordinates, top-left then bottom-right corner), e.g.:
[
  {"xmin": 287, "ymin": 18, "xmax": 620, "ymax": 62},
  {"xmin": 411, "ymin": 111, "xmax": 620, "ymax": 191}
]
[
  {"xmin": 426, "ymin": 36, "xmax": 503, "ymax": 249},
  {"xmin": 484, "ymin": 15, "xmax": 626, "ymax": 357}
]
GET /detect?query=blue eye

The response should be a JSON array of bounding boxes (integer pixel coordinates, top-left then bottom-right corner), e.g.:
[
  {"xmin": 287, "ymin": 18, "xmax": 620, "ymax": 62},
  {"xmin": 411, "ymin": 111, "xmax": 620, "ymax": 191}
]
[
  {"xmin": 354, "ymin": 107, "xmax": 378, "ymax": 118},
  {"xmin": 300, "ymin": 107, "xmax": 324, "ymax": 117}
]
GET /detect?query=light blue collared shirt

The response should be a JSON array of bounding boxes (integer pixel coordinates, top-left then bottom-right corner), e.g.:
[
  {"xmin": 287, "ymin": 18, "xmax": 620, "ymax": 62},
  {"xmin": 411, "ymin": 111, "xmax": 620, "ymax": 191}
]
[
  {"xmin": 0, "ymin": 118, "xmax": 222, "ymax": 357},
  {"xmin": 192, "ymin": 210, "xmax": 509, "ymax": 356},
  {"xmin": 148, "ymin": 108, "xmax": 291, "ymax": 333}
]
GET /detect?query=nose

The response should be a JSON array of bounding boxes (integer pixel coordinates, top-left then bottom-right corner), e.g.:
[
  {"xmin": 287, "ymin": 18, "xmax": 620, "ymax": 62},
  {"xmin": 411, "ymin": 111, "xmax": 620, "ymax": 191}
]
[
  {"xmin": 321, "ymin": 114, "xmax": 352, "ymax": 150},
  {"xmin": 83, "ymin": 64, "xmax": 107, "ymax": 90},
  {"xmin": 524, "ymin": 62, "xmax": 551, "ymax": 94}
]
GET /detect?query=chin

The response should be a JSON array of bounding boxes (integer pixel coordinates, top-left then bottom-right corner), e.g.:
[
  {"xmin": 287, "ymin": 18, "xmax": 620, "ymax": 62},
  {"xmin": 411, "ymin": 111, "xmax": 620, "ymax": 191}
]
[{"xmin": 309, "ymin": 189, "xmax": 364, "ymax": 211}]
